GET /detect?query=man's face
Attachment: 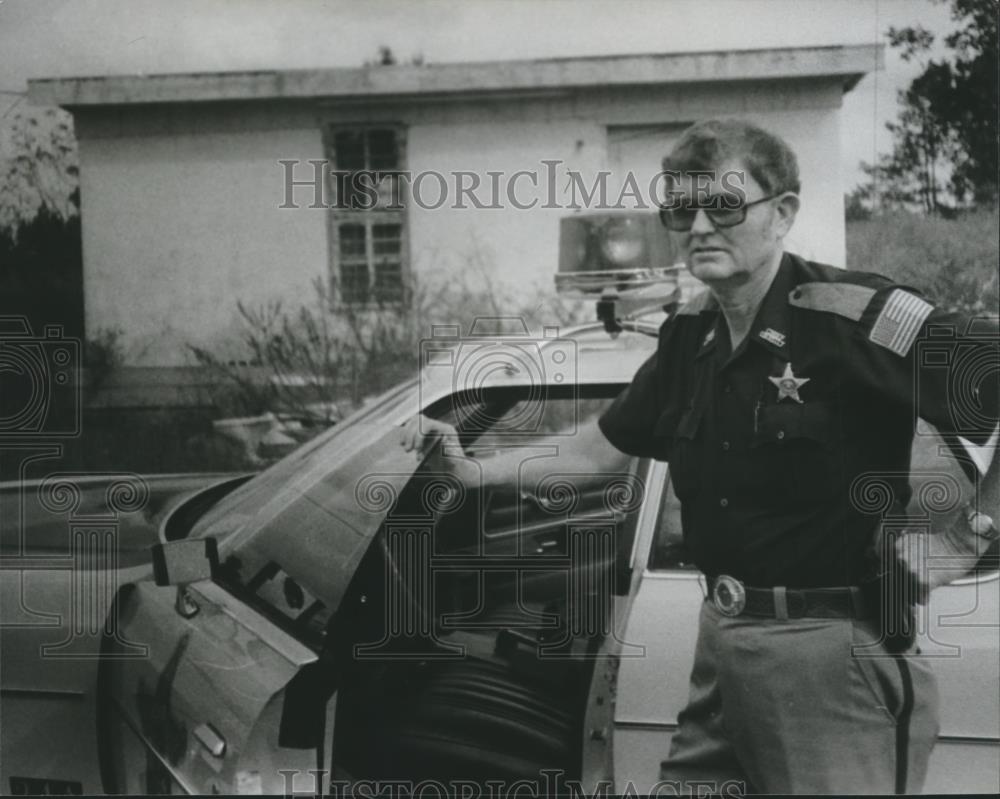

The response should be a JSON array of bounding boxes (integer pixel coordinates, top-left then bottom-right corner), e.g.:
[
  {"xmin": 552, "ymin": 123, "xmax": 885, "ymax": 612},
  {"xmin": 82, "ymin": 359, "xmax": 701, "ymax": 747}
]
[{"xmin": 664, "ymin": 160, "xmax": 795, "ymax": 286}]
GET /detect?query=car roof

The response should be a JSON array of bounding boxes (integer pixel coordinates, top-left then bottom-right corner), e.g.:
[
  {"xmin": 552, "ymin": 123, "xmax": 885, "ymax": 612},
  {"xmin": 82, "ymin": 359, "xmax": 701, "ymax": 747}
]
[
  {"xmin": 417, "ymin": 321, "xmax": 659, "ymax": 407},
  {"xmin": 566, "ymin": 324, "xmax": 660, "ymax": 382}
]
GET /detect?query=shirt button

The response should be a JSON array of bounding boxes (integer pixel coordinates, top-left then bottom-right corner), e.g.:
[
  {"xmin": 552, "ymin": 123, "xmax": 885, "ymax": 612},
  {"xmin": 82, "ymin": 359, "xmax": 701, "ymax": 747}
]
[
  {"xmin": 722, "ymin": 441, "xmax": 731, "ymax": 451},
  {"xmin": 777, "ymin": 430, "xmax": 785, "ymax": 440},
  {"xmin": 719, "ymin": 498, "xmax": 729, "ymax": 508}
]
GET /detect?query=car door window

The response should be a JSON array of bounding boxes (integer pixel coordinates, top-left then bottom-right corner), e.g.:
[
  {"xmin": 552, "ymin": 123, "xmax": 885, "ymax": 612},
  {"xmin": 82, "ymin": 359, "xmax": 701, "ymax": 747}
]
[
  {"xmin": 391, "ymin": 387, "xmax": 649, "ymax": 627},
  {"xmin": 195, "ymin": 382, "xmax": 647, "ymax": 649}
]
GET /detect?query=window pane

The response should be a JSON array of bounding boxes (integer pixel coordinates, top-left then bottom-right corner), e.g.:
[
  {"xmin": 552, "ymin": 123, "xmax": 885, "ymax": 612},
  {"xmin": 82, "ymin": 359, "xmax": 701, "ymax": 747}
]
[
  {"xmin": 373, "ymin": 173, "xmax": 405, "ymax": 210},
  {"xmin": 429, "ymin": 394, "xmax": 640, "ymax": 613},
  {"xmin": 368, "ymin": 130, "xmax": 399, "ymax": 170},
  {"xmin": 372, "ymin": 223, "xmax": 402, "ymax": 255},
  {"xmin": 339, "ymin": 224, "xmax": 366, "ymax": 257},
  {"xmin": 341, "ymin": 263, "xmax": 369, "ymax": 303},
  {"xmin": 334, "ymin": 131, "xmax": 365, "ymax": 170},
  {"xmin": 374, "ymin": 261, "xmax": 403, "ymax": 302}
]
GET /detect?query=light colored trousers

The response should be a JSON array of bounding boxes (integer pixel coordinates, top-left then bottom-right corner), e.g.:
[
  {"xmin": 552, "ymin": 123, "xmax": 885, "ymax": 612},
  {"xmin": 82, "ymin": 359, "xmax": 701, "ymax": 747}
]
[{"xmin": 660, "ymin": 600, "xmax": 940, "ymax": 795}]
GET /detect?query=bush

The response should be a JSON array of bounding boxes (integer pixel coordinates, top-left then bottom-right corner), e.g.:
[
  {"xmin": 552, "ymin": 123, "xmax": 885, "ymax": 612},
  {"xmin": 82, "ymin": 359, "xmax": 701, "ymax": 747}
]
[
  {"xmin": 190, "ymin": 267, "xmax": 586, "ymax": 429},
  {"xmin": 84, "ymin": 326, "xmax": 125, "ymax": 394},
  {"xmin": 846, "ymin": 208, "xmax": 999, "ymax": 314}
]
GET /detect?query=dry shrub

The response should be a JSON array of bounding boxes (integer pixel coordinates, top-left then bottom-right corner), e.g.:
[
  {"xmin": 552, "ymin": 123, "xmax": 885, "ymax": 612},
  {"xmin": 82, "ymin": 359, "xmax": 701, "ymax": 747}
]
[{"xmin": 190, "ymin": 265, "xmax": 586, "ymax": 423}]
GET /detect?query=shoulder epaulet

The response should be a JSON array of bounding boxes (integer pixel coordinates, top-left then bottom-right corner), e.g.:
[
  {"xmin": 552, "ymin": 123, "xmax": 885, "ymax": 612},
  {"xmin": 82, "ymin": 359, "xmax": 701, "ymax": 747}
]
[
  {"xmin": 787, "ymin": 282, "xmax": 877, "ymax": 322},
  {"xmin": 676, "ymin": 289, "xmax": 717, "ymax": 316}
]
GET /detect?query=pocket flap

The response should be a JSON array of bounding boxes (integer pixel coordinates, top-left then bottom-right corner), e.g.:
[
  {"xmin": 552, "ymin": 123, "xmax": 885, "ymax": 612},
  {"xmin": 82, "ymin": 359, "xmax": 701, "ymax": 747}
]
[{"xmin": 754, "ymin": 401, "xmax": 836, "ymax": 444}]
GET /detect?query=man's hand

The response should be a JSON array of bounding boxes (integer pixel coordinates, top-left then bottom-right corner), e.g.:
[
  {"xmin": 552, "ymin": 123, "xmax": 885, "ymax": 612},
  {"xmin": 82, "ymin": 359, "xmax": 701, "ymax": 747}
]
[
  {"xmin": 399, "ymin": 415, "xmax": 479, "ymax": 484},
  {"xmin": 400, "ymin": 415, "xmax": 461, "ymax": 459},
  {"xmin": 896, "ymin": 430, "xmax": 999, "ymax": 604},
  {"xmin": 894, "ymin": 516, "xmax": 986, "ymax": 605}
]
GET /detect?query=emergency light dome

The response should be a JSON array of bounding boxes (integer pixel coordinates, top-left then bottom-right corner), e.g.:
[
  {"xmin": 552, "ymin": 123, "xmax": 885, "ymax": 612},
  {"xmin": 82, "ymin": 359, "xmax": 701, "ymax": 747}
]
[{"xmin": 555, "ymin": 212, "xmax": 682, "ymax": 302}]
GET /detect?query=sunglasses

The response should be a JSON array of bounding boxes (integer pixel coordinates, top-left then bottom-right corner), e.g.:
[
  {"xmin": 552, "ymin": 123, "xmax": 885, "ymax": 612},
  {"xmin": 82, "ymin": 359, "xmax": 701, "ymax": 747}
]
[{"xmin": 658, "ymin": 193, "xmax": 783, "ymax": 232}]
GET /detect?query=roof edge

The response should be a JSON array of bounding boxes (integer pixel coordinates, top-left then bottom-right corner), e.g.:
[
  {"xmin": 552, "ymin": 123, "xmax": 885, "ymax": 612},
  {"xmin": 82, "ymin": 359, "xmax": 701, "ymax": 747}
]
[{"xmin": 28, "ymin": 44, "xmax": 883, "ymax": 108}]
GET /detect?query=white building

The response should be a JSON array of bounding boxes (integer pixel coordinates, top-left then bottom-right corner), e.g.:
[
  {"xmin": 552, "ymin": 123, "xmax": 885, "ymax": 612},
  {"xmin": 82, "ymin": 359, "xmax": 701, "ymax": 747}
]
[{"xmin": 30, "ymin": 45, "xmax": 880, "ymax": 370}]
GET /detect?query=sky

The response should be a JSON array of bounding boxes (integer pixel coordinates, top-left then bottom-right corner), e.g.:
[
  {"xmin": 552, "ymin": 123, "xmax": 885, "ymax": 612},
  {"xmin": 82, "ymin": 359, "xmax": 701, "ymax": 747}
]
[{"xmin": 0, "ymin": 0, "xmax": 957, "ymax": 190}]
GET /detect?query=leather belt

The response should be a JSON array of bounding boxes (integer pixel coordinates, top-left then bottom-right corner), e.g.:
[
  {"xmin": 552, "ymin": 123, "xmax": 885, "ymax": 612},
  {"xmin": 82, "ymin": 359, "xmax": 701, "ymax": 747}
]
[{"xmin": 706, "ymin": 574, "xmax": 870, "ymax": 619}]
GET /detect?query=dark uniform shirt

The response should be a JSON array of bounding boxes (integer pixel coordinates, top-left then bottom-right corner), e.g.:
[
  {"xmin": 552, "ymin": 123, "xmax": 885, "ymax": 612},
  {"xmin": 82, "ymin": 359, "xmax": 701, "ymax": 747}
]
[{"xmin": 599, "ymin": 252, "xmax": 999, "ymax": 588}]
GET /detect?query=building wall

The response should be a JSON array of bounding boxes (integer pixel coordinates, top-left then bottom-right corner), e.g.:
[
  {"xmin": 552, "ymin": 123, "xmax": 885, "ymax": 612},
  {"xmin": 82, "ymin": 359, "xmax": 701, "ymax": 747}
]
[
  {"xmin": 76, "ymin": 103, "xmax": 328, "ymax": 366},
  {"xmin": 75, "ymin": 77, "xmax": 846, "ymax": 366}
]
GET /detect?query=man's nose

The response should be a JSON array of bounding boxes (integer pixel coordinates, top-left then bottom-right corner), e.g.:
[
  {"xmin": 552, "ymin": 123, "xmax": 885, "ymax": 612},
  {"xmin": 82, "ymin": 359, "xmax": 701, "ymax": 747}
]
[{"xmin": 689, "ymin": 209, "xmax": 716, "ymax": 235}]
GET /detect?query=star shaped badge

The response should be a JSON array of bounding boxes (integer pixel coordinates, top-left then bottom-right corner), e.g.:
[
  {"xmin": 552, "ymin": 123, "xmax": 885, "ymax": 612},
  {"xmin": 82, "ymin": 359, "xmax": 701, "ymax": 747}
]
[{"xmin": 769, "ymin": 362, "xmax": 810, "ymax": 403}]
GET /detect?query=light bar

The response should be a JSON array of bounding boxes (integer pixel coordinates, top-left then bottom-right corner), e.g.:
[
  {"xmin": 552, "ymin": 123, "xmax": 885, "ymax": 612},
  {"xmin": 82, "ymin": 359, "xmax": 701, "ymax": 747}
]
[
  {"xmin": 556, "ymin": 211, "xmax": 682, "ymax": 300},
  {"xmin": 555, "ymin": 266, "xmax": 684, "ymax": 296}
]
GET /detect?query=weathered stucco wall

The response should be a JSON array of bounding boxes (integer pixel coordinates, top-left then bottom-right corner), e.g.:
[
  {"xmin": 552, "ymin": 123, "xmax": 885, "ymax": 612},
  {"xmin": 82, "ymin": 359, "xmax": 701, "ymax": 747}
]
[
  {"xmin": 74, "ymin": 77, "xmax": 846, "ymax": 366},
  {"xmin": 76, "ymin": 103, "xmax": 327, "ymax": 365}
]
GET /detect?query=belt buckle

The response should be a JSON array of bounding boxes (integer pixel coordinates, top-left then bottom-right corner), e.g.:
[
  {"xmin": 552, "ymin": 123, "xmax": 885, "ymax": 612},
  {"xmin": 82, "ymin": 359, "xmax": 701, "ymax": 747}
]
[{"xmin": 712, "ymin": 574, "xmax": 746, "ymax": 617}]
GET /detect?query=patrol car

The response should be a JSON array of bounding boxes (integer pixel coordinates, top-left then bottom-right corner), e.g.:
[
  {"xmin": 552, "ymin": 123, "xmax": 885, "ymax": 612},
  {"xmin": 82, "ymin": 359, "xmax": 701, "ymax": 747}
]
[{"xmin": 1, "ymin": 214, "xmax": 997, "ymax": 795}]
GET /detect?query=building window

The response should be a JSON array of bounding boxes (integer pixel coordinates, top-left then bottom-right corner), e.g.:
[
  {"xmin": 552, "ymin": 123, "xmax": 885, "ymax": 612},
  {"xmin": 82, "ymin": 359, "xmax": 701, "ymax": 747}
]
[{"xmin": 326, "ymin": 126, "xmax": 408, "ymax": 306}]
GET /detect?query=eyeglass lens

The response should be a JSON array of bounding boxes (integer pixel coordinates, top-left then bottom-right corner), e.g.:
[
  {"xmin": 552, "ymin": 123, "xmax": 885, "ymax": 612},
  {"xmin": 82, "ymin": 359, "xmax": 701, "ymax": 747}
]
[{"xmin": 659, "ymin": 205, "xmax": 746, "ymax": 231}]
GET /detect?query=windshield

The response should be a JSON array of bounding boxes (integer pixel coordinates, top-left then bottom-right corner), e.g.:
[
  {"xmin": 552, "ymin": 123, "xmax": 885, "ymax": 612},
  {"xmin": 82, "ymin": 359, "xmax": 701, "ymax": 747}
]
[{"xmin": 192, "ymin": 380, "xmax": 416, "ymax": 542}]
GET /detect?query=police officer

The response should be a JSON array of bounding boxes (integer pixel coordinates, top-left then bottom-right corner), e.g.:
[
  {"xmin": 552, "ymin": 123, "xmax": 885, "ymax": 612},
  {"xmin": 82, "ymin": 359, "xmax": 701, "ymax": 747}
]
[{"xmin": 597, "ymin": 118, "xmax": 1000, "ymax": 794}]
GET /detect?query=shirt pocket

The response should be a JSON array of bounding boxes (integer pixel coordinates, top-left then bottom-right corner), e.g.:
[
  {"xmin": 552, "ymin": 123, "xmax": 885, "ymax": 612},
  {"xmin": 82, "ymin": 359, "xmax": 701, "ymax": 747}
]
[
  {"xmin": 659, "ymin": 406, "xmax": 705, "ymax": 502},
  {"xmin": 750, "ymin": 401, "xmax": 841, "ymax": 504}
]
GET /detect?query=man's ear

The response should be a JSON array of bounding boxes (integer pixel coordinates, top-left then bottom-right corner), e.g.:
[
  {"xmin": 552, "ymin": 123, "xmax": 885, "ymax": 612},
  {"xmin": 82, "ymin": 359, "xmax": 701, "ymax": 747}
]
[{"xmin": 773, "ymin": 193, "xmax": 800, "ymax": 239}]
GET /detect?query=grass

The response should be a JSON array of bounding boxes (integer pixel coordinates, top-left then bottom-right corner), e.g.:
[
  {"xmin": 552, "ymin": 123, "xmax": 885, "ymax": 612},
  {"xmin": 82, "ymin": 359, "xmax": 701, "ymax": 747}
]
[{"xmin": 846, "ymin": 208, "xmax": 999, "ymax": 315}]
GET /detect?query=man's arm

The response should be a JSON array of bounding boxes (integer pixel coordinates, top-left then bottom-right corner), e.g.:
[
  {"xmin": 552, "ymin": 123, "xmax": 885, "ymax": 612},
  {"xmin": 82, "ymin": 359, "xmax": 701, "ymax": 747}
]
[
  {"xmin": 399, "ymin": 415, "xmax": 626, "ymax": 489},
  {"xmin": 816, "ymin": 281, "xmax": 1000, "ymax": 600}
]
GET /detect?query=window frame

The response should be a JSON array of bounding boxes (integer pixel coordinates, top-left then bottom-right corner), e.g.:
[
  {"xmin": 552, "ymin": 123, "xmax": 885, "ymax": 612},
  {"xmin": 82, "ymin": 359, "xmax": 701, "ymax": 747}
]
[{"xmin": 324, "ymin": 123, "xmax": 410, "ymax": 309}]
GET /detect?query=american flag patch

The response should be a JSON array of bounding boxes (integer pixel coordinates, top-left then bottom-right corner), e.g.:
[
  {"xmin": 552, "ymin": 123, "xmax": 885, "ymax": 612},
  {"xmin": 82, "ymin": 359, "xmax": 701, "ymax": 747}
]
[{"xmin": 869, "ymin": 289, "xmax": 933, "ymax": 356}]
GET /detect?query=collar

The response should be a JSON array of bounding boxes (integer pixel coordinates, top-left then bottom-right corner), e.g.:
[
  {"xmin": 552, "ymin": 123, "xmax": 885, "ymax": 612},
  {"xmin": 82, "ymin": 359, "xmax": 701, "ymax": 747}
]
[
  {"xmin": 695, "ymin": 301, "xmax": 722, "ymax": 359},
  {"xmin": 745, "ymin": 252, "xmax": 795, "ymax": 359},
  {"xmin": 692, "ymin": 252, "xmax": 795, "ymax": 361}
]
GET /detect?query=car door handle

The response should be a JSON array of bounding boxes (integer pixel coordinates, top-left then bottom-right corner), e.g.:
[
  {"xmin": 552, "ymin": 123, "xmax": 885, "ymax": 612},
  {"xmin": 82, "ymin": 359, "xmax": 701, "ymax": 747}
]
[
  {"xmin": 193, "ymin": 723, "xmax": 226, "ymax": 758},
  {"xmin": 534, "ymin": 538, "xmax": 560, "ymax": 553}
]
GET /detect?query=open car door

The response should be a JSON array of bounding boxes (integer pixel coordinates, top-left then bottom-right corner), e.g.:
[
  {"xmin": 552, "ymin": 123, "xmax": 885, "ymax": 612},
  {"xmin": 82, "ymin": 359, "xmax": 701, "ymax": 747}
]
[
  {"xmin": 97, "ymin": 382, "xmax": 654, "ymax": 794},
  {"xmin": 328, "ymin": 386, "xmax": 652, "ymax": 791},
  {"xmin": 97, "ymin": 401, "xmax": 425, "ymax": 795}
]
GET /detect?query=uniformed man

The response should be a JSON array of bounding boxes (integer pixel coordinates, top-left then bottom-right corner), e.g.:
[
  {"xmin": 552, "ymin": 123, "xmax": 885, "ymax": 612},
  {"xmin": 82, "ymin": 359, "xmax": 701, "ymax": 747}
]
[
  {"xmin": 400, "ymin": 117, "xmax": 999, "ymax": 793},
  {"xmin": 596, "ymin": 118, "xmax": 1000, "ymax": 794}
]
